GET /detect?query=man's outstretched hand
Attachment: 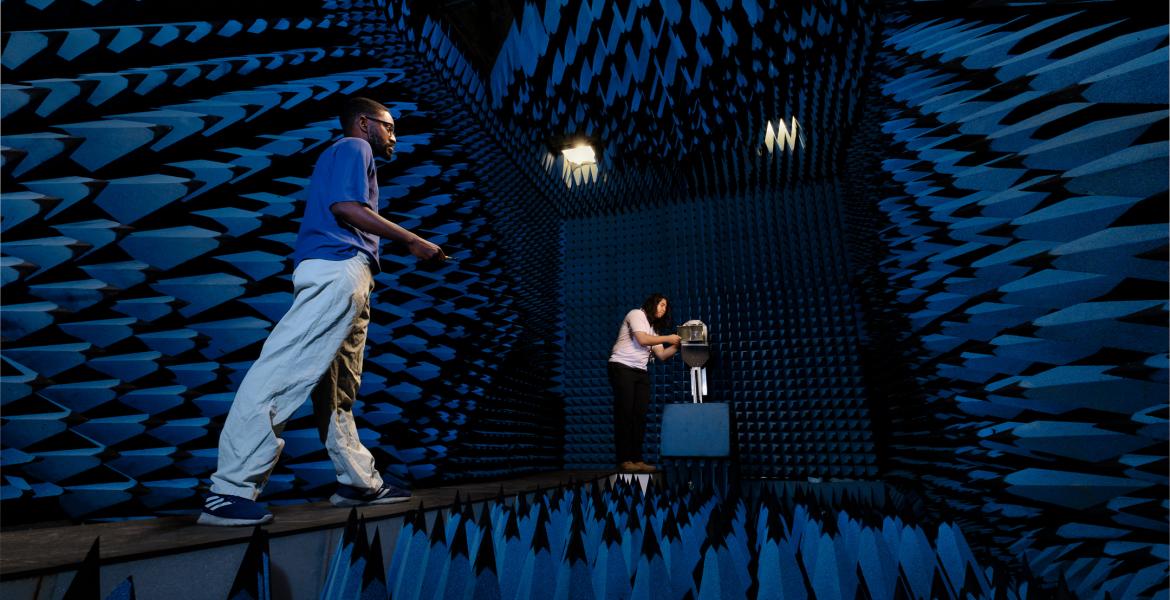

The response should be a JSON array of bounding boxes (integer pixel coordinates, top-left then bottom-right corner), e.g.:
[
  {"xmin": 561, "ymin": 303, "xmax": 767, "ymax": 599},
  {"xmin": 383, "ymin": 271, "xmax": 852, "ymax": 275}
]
[{"xmin": 408, "ymin": 237, "xmax": 447, "ymax": 261}]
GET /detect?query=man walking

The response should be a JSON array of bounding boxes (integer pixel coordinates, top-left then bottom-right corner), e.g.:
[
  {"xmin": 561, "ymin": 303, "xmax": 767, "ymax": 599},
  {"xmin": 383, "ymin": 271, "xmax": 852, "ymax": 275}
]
[{"xmin": 199, "ymin": 97, "xmax": 445, "ymax": 526}]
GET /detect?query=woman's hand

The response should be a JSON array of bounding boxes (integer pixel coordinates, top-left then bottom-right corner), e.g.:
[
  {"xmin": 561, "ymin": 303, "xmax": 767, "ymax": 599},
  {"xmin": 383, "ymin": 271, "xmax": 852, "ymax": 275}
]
[{"xmin": 667, "ymin": 334, "xmax": 682, "ymax": 346}]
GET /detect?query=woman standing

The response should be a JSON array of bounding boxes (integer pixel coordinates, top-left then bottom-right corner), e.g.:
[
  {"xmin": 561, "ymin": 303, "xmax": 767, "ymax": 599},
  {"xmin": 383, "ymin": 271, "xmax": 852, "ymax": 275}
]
[{"xmin": 608, "ymin": 293, "xmax": 682, "ymax": 473}]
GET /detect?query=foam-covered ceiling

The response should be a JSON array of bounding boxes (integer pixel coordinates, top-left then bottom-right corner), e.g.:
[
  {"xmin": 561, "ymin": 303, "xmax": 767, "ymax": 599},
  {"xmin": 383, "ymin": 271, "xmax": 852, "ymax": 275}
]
[{"xmin": 403, "ymin": 0, "xmax": 876, "ymax": 185}]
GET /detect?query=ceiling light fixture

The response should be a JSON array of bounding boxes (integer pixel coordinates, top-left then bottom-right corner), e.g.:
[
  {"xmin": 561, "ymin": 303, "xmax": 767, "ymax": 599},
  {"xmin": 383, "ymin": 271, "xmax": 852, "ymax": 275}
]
[{"xmin": 561, "ymin": 143, "xmax": 597, "ymax": 166}]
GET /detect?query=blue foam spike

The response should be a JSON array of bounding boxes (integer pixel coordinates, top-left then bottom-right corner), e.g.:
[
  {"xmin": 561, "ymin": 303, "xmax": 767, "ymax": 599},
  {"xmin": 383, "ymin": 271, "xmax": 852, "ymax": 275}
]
[
  {"xmin": 859, "ymin": 527, "xmax": 896, "ymax": 599},
  {"xmin": 191, "ymin": 392, "xmax": 233, "ymax": 418},
  {"xmin": 806, "ymin": 535, "xmax": 842, "ymax": 600},
  {"xmin": 417, "ymin": 518, "xmax": 450, "ymax": 600},
  {"xmin": 1083, "ymin": 48, "xmax": 1168, "ymax": 105},
  {"xmin": 119, "ymin": 385, "xmax": 186, "ymax": 415},
  {"xmin": 147, "ymin": 418, "xmax": 210, "ymax": 445},
  {"xmin": 1, "ymin": 413, "xmax": 70, "ymax": 449},
  {"xmin": 1065, "ymin": 142, "xmax": 1169, "ymax": 198},
  {"xmin": 38, "ymin": 379, "xmax": 120, "ymax": 413},
  {"xmin": 201, "ymin": 58, "xmax": 239, "ymax": 83},
  {"xmin": 329, "ymin": 533, "xmax": 365, "ymax": 600},
  {"xmin": 4, "ymin": 342, "xmax": 90, "ymax": 377},
  {"xmin": 79, "ymin": 261, "xmax": 148, "ymax": 290},
  {"xmin": 1004, "ymin": 468, "xmax": 1155, "ymax": 510},
  {"xmin": 898, "ymin": 527, "xmax": 936, "ymax": 599},
  {"xmin": 88, "ymin": 351, "xmax": 161, "ymax": 381},
  {"xmin": 286, "ymin": 461, "xmax": 339, "ymax": 489},
  {"xmin": 941, "ymin": 524, "xmax": 989, "ymax": 595},
  {"xmin": 1, "ymin": 485, "xmax": 24, "ymax": 502},
  {"xmin": 554, "ymin": 544, "xmax": 594, "ymax": 600},
  {"xmin": 83, "ymin": 72, "xmax": 131, "ymax": 107},
  {"xmin": 112, "ymin": 296, "xmax": 174, "ymax": 322},
  {"xmin": 256, "ymin": 134, "xmax": 307, "ymax": 157},
  {"xmin": 629, "ymin": 550, "xmax": 671, "ymax": 600},
  {"xmin": 1052, "ymin": 224, "xmax": 1166, "ymax": 271},
  {"xmin": 114, "ymin": 110, "xmax": 209, "ymax": 150},
  {"xmin": 1021, "ymin": 111, "xmax": 1163, "ymax": 172},
  {"xmin": 106, "ymin": 25, "xmax": 144, "ymax": 54},
  {"xmin": 1011, "ymin": 365, "xmax": 1163, "ymax": 415},
  {"xmin": 591, "ymin": 539, "xmax": 628, "ymax": 600},
  {"xmin": 93, "ymin": 174, "xmax": 191, "ymax": 224},
  {"xmin": 120, "ymin": 226, "xmax": 219, "ymax": 270},
  {"xmin": 192, "ymin": 209, "xmax": 264, "ymax": 238},
  {"xmin": 1, "ymin": 31, "xmax": 50, "ymax": 69},
  {"xmin": 224, "ymin": 360, "xmax": 254, "ymax": 389},
  {"xmin": 148, "ymin": 24, "xmax": 182, "ymax": 47},
  {"xmin": 20, "ymin": 176, "xmax": 103, "ymax": 219},
  {"xmin": 998, "ymin": 269, "xmax": 1117, "ymax": 308},
  {"xmin": 1, "ymin": 356, "xmax": 40, "ymax": 403},
  {"xmin": 58, "ymin": 119, "xmax": 160, "ymax": 171},
  {"xmin": 151, "ymin": 273, "xmax": 247, "ymax": 317},
  {"xmin": 28, "ymin": 278, "xmax": 106, "ymax": 311},
  {"xmin": 1010, "ymin": 420, "xmax": 1155, "ymax": 462},
  {"xmin": 264, "ymin": 473, "xmax": 295, "ymax": 497},
  {"xmin": 166, "ymin": 362, "xmax": 219, "ymax": 389},
  {"xmin": 471, "ymin": 556, "xmax": 503, "ymax": 600},
  {"xmin": 74, "ymin": 414, "xmax": 148, "ymax": 446},
  {"xmin": 620, "ymin": 519, "xmax": 642, "ymax": 570},
  {"xmin": 490, "ymin": 512, "xmax": 528, "ymax": 585},
  {"xmin": 54, "ymin": 220, "xmax": 121, "ymax": 257},
  {"xmin": 437, "ymin": 534, "xmax": 473, "ymax": 600},
  {"xmin": 176, "ymin": 448, "xmax": 217, "ymax": 475},
  {"xmin": 241, "ymin": 191, "xmax": 297, "ymax": 217},
  {"xmin": 759, "ymin": 536, "xmax": 808, "ymax": 600},
  {"xmin": 446, "ymin": 510, "xmax": 465, "ymax": 548},
  {"xmin": 138, "ymin": 478, "xmax": 198, "ymax": 509},
  {"xmin": 662, "ymin": 533, "xmax": 692, "ymax": 596},
  {"xmin": 211, "ymin": 249, "xmax": 284, "ymax": 279},
  {"xmin": 219, "ymin": 19, "xmax": 244, "ymax": 37},
  {"xmin": 1, "ymin": 191, "xmax": 57, "ymax": 232},
  {"xmin": 108, "ymin": 448, "xmax": 175, "ymax": 479},
  {"xmin": 0, "ymin": 83, "xmax": 34, "ymax": 117},
  {"xmin": 180, "ymin": 100, "xmax": 249, "ymax": 136},
  {"xmin": 0, "ymin": 301, "xmax": 58, "ymax": 340},
  {"xmin": 1030, "ymin": 26, "xmax": 1165, "ymax": 92},
  {"xmin": 58, "ymin": 317, "xmax": 136, "ymax": 348},
  {"xmin": 182, "ymin": 21, "xmax": 213, "ymax": 43},
  {"xmin": 4, "ymin": 236, "xmax": 79, "ymax": 278},
  {"xmin": 167, "ymin": 160, "xmax": 238, "ymax": 201},
  {"xmin": 220, "ymin": 148, "xmax": 273, "ymax": 182},
  {"xmin": 59, "ymin": 482, "xmax": 135, "ymax": 517},
  {"xmin": 278, "ymin": 429, "xmax": 320, "ymax": 459},
  {"xmin": 389, "ymin": 520, "xmax": 430, "ymax": 600},
  {"xmin": 240, "ymin": 292, "xmax": 292, "ymax": 322},
  {"xmin": 188, "ymin": 316, "xmax": 271, "ymax": 358},
  {"xmin": 138, "ymin": 329, "xmax": 198, "ymax": 356},
  {"xmin": 127, "ymin": 67, "xmax": 169, "ymax": 95},
  {"xmin": 25, "ymin": 449, "xmax": 103, "ymax": 483},
  {"xmin": 33, "ymin": 78, "xmax": 89, "ymax": 117}
]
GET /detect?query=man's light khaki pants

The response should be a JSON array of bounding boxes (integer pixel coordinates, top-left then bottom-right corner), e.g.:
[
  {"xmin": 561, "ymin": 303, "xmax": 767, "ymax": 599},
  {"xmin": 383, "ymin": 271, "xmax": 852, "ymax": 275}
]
[{"xmin": 209, "ymin": 253, "xmax": 383, "ymax": 499}]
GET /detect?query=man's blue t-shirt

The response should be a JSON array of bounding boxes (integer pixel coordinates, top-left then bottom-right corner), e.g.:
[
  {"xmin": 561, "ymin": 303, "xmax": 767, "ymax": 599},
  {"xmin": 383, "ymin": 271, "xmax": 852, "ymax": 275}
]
[{"xmin": 293, "ymin": 137, "xmax": 381, "ymax": 273}]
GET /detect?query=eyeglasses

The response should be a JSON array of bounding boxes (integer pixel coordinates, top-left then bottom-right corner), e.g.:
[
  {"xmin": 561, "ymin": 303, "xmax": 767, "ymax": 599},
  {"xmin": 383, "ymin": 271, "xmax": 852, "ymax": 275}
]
[{"xmin": 363, "ymin": 114, "xmax": 395, "ymax": 134}]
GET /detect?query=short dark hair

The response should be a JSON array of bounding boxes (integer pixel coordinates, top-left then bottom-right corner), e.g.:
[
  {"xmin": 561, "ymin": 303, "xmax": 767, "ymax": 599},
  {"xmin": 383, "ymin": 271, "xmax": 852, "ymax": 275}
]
[
  {"xmin": 341, "ymin": 96, "xmax": 389, "ymax": 130},
  {"xmin": 640, "ymin": 293, "xmax": 673, "ymax": 332}
]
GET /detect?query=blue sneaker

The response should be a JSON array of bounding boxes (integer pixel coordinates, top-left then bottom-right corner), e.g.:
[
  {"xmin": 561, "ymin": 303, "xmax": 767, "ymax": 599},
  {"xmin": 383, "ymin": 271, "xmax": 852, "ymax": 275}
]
[
  {"xmin": 330, "ymin": 482, "xmax": 411, "ymax": 507},
  {"xmin": 197, "ymin": 493, "xmax": 273, "ymax": 526}
]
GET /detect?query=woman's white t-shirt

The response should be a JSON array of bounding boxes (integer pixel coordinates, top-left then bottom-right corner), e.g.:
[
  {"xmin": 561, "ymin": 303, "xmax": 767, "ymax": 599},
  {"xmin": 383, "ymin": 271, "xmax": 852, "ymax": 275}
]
[{"xmin": 609, "ymin": 309, "xmax": 655, "ymax": 370}]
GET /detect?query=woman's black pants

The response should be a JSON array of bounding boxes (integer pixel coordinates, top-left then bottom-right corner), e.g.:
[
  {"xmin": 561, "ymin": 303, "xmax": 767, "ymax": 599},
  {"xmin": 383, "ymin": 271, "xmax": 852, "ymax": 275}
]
[{"xmin": 608, "ymin": 361, "xmax": 650, "ymax": 463}]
